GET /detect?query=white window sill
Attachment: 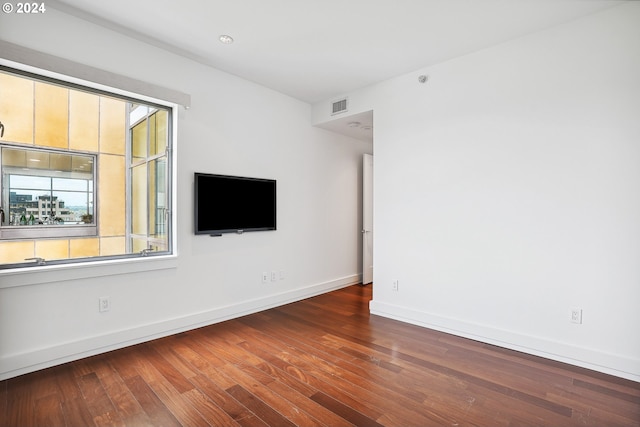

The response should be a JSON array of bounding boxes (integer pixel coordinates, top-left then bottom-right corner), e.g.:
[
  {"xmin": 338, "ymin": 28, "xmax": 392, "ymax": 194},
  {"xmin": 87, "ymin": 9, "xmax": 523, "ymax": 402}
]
[{"xmin": 0, "ymin": 255, "xmax": 178, "ymax": 289}]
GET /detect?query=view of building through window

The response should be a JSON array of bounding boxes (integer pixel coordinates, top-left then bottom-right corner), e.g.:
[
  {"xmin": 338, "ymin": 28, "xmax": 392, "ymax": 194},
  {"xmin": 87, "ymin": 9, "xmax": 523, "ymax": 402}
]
[
  {"xmin": 0, "ymin": 67, "xmax": 172, "ymax": 268},
  {"xmin": 3, "ymin": 147, "xmax": 95, "ymax": 225}
]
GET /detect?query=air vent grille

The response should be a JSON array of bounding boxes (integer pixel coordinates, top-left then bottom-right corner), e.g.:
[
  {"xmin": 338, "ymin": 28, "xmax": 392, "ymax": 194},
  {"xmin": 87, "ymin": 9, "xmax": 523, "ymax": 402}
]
[{"xmin": 331, "ymin": 98, "xmax": 348, "ymax": 115}]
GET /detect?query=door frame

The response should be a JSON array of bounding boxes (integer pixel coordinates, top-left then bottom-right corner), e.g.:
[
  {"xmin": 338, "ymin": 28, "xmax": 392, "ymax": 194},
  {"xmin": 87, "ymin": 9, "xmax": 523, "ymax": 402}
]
[{"xmin": 362, "ymin": 153, "xmax": 373, "ymax": 284}]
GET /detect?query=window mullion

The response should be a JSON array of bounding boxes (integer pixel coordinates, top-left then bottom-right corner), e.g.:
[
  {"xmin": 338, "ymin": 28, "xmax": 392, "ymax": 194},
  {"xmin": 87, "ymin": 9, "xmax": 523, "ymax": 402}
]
[
  {"xmin": 146, "ymin": 111, "xmax": 151, "ymax": 249},
  {"xmin": 125, "ymin": 102, "xmax": 132, "ymax": 254}
]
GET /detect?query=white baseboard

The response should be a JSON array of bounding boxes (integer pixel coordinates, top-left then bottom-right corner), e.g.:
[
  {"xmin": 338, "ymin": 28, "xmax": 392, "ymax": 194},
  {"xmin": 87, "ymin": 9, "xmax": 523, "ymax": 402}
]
[
  {"xmin": 370, "ymin": 300, "xmax": 640, "ymax": 383},
  {"xmin": 0, "ymin": 274, "xmax": 360, "ymax": 381}
]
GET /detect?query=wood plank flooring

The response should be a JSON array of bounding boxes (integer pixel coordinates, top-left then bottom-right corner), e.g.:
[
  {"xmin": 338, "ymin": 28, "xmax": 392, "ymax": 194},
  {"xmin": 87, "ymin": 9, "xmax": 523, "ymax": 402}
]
[{"xmin": 1, "ymin": 284, "xmax": 639, "ymax": 426}]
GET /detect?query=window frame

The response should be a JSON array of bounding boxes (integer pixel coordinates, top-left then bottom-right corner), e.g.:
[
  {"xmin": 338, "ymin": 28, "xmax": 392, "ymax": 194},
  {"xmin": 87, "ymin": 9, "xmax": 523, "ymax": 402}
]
[
  {"xmin": 127, "ymin": 105, "xmax": 173, "ymax": 255},
  {"xmin": 0, "ymin": 62, "xmax": 178, "ymax": 274}
]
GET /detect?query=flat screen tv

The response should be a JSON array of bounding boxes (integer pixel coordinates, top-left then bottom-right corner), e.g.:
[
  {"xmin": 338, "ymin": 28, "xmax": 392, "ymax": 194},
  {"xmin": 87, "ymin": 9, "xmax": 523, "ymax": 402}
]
[{"xmin": 194, "ymin": 172, "xmax": 276, "ymax": 235}]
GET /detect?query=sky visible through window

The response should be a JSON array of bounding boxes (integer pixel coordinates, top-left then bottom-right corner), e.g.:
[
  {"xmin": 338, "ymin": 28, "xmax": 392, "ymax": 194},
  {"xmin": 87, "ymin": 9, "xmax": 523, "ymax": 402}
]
[{"xmin": 10, "ymin": 174, "xmax": 92, "ymax": 206}]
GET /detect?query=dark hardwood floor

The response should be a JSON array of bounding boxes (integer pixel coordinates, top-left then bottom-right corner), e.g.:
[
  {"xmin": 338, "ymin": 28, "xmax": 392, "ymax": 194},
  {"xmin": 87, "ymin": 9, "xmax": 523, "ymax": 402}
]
[{"xmin": 1, "ymin": 284, "xmax": 639, "ymax": 426}]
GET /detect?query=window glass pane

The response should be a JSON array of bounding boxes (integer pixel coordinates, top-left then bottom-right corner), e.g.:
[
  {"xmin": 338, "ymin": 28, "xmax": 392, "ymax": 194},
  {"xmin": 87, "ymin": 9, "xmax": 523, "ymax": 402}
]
[
  {"xmin": 132, "ymin": 120, "xmax": 147, "ymax": 163},
  {"xmin": 72, "ymin": 155, "xmax": 93, "ymax": 173},
  {"xmin": 27, "ymin": 151, "xmax": 50, "ymax": 169},
  {"xmin": 149, "ymin": 110, "xmax": 168, "ymax": 157},
  {"xmin": 154, "ymin": 110, "xmax": 168, "ymax": 156},
  {"xmin": 81, "ymin": 195, "xmax": 94, "ymax": 223},
  {"xmin": 9, "ymin": 175, "xmax": 50, "ymax": 190},
  {"xmin": 52, "ymin": 191, "xmax": 90, "ymax": 222},
  {"xmin": 34, "ymin": 82, "xmax": 68, "ymax": 148},
  {"xmin": 148, "ymin": 158, "xmax": 167, "ymax": 239},
  {"xmin": 149, "ymin": 114, "xmax": 157, "ymax": 156},
  {"xmin": 2, "ymin": 148, "xmax": 27, "ymax": 167},
  {"xmin": 131, "ymin": 163, "xmax": 147, "ymax": 235},
  {"xmin": 50, "ymin": 153, "xmax": 72, "ymax": 171},
  {"xmin": 52, "ymin": 177, "xmax": 89, "ymax": 192},
  {"xmin": 69, "ymin": 89, "xmax": 99, "ymax": 152},
  {"xmin": 131, "ymin": 237, "xmax": 147, "ymax": 253},
  {"xmin": 99, "ymin": 97, "xmax": 126, "ymax": 155},
  {"xmin": 0, "ymin": 71, "xmax": 34, "ymax": 144},
  {"xmin": 150, "ymin": 241, "xmax": 167, "ymax": 252},
  {"xmin": 131, "ymin": 239, "xmax": 167, "ymax": 253}
]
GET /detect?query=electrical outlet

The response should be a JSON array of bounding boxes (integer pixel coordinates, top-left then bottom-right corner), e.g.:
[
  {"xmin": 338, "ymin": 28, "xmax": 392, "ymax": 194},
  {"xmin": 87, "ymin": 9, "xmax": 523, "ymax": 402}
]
[
  {"xmin": 392, "ymin": 280, "xmax": 399, "ymax": 291},
  {"xmin": 262, "ymin": 272, "xmax": 269, "ymax": 283},
  {"xmin": 570, "ymin": 307, "xmax": 583, "ymax": 324},
  {"xmin": 271, "ymin": 271, "xmax": 277, "ymax": 282},
  {"xmin": 99, "ymin": 296, "xmax": 110, "ymax": 313},
  {"xmin": 279, "ymin": 270, "xmax": 285, "ymax": 280}
]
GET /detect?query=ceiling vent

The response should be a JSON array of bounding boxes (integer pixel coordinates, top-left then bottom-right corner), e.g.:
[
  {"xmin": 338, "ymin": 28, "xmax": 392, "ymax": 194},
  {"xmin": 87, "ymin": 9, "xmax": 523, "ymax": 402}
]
[{"xmin": 331, "ymin": 98, "xmax": 348, "ymax": 115}]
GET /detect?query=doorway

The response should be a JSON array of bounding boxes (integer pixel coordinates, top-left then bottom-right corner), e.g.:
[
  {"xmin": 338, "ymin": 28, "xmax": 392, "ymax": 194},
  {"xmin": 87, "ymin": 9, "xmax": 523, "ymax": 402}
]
[{"xmin": 362, "ymin": 153, "xmax": 373, "ymax": 284}]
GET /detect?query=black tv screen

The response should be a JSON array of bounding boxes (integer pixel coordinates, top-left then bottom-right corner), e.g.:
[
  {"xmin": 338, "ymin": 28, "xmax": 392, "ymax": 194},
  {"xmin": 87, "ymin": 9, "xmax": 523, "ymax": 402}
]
[{"xmin": 194, "ymin": 173, "xmax": 276, "ymax": 235}]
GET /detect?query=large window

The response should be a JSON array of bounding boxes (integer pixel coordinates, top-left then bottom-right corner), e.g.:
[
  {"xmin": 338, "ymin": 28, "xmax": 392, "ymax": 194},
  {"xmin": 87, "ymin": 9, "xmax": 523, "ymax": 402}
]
[{"xmin": 0, "ymin": 67, "xmax": 174, "ymax": 269}]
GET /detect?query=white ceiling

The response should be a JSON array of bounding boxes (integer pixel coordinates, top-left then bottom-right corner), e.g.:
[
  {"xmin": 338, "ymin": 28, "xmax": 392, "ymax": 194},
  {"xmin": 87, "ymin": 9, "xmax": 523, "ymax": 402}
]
[
  {"xmin": 48, "ymin": 0, "xmax": 622, "ymax": 141},
  {"xmin": 49, "ymin": 0, "xmax": 621, "ymax": 104}
]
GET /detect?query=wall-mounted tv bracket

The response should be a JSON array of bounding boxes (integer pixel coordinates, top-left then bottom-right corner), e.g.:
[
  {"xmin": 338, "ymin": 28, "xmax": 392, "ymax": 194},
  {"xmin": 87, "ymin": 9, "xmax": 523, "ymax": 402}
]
[{"xmin": 208, "ymin": 230, "xmax": 245, "ymax": 237}]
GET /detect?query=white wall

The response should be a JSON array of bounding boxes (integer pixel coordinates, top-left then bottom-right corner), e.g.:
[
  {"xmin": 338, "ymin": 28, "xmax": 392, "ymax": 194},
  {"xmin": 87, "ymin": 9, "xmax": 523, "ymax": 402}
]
[
  {"xmin": 315, "ymin": 3, "xmax": 640, "ymax": 381},
  {"xmin": 0, "ymin": 9, "xmax": 372, "ymax": 380}
]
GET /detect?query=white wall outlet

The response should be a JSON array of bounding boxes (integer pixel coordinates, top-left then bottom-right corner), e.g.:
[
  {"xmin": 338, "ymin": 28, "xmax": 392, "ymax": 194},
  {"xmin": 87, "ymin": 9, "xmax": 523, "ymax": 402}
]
[
  {"xmin": 99, "ymin": 296, "xmax": 110, "ymax": 313},
  {"xmin": 392, "ymin": 280, "xmax": 399, "ymax": 291},
  {"xmin": 271, "ymin": 271, "xmax": 277, "ymax": 282},
  {"xmin": 570, "ymin": 307, "xmax": 583, "ymax": 324},
  {"xmin": 279, "ymin": 270, "xmax": 285, "ymax": 280},
  {"xmin": 262, "ymin": 272, "xmax": 269, "ymax": 283}
]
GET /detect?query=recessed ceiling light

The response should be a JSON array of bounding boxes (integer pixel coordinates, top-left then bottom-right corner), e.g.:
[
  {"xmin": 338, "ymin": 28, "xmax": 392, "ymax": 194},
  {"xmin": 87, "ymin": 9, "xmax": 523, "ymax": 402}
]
[{"xmin": 219, "ymin": 35, "xmax": 234, "ymax": 44}]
